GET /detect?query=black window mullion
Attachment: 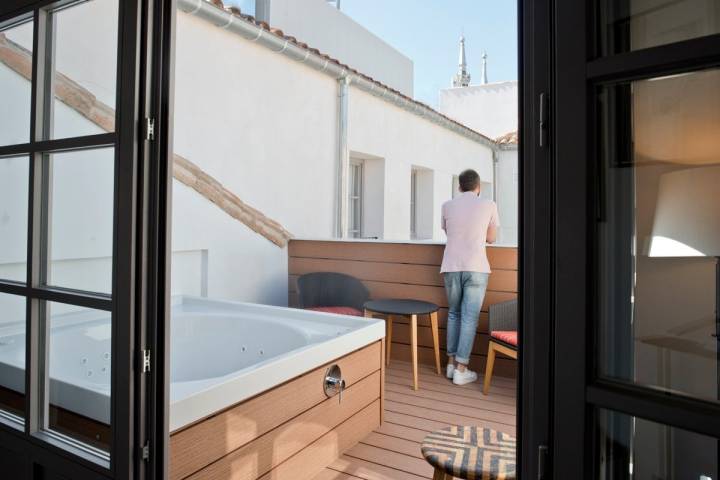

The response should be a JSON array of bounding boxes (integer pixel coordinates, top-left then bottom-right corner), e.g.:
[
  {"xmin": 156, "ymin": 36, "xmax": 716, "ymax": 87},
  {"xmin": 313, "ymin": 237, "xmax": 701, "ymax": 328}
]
[
  {"xmin": 588, "ymin": 32, "xmax": 720, "ymax": 81},
  {"xmin": 24, "ymin": 5, "xmax": 42, "ymax": 439},
  {"xmin": 587, "ymin": 381, "xmax": 720, "ymax": 438},
  {"xmin": 0, "ymin": 133, "xmax": 118, "ymax": 158}
]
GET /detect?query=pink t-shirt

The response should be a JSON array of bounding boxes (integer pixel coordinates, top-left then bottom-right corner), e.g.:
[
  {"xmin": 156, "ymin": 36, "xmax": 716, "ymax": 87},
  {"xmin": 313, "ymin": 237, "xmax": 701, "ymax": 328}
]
[{"xmin": 440, "ymin": 192, "xmax": 500, "ymax": 273}]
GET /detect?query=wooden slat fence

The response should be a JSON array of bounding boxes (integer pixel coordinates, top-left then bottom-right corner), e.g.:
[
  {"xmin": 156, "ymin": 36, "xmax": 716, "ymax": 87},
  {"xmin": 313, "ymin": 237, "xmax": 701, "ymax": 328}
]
[{"xmin": 288, "ymin": 240, "xmax": 518, "ymax": 378}]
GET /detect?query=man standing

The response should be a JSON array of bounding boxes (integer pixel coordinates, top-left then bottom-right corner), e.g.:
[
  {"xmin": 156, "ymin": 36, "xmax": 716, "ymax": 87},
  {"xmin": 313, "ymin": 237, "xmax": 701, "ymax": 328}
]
[{"xmin": 441, "ymin": 169, "xmax": 499, "ymax": 385}]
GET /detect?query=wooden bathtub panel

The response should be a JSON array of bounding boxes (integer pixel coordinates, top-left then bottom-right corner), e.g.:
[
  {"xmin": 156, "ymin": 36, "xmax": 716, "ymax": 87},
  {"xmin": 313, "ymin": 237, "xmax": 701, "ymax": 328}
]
[
  {"xmin": 186, "ymin": 372, "xmax": 381, "ymax": 480},
  {"xmin": 170, "ymin": 342, "xmax": 381, "ymax": 480},
  {"xmin": 258, "ymin": 400, "xmax": 381, "ymax": 480}
]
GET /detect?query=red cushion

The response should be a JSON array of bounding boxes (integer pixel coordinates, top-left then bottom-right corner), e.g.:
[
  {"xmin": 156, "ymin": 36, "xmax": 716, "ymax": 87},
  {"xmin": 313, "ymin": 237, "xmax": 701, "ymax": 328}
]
[
  {"xmin": 306, "ymin": 306, "xmax": 364, "ymax": 317},
  {"xmin": 491, "ymin": 330, "xmax": 518, "ymax": 347}
]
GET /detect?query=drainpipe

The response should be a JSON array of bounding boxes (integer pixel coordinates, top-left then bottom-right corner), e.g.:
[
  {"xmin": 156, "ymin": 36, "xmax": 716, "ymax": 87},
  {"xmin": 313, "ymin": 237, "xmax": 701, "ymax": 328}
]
[{"xmin": 335, "ymin": 76, "xmax": 351, "ymax": 238}]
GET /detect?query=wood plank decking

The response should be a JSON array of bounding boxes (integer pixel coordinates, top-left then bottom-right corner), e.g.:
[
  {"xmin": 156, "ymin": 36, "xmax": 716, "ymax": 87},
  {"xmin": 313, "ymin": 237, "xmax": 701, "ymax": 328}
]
[{"xmin": 313, "ymin": 360, "xmax": 517, "ymax": 480}]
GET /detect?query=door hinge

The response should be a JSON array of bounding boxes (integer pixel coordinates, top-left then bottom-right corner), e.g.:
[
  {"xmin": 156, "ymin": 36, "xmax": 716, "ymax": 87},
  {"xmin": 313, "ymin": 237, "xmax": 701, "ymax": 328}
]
[
  {"xmin": 538, "ymin": 92, "xmax": 549, "ymax": 148},
  {"xmin": 144, "ymin": 117, "xmax": 156, "ymax": 141},
  {"xmin": 142, "ymin": 440, "xmax": 150, "ymax": 461},
  {"xmin": 142, "ymin": 349, "xmax": 151, "ymax": 373},
  {"xmin": 538, "ymin": 444, "xmax": 549, "ymax": 480}
]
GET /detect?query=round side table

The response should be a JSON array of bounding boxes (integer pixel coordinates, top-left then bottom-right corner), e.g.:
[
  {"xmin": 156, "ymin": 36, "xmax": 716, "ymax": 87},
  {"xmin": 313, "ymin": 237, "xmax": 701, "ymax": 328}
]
[{"xmin": 363, "ymin": 298, "xmax": 440, "ymax": 390}]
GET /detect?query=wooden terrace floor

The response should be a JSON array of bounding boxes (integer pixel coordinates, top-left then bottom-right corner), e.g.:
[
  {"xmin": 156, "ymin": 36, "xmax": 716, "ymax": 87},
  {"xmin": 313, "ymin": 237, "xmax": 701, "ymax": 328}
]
[{"xmin": 313, "ymin": 360, "xmax": 517, "ymax": 480}]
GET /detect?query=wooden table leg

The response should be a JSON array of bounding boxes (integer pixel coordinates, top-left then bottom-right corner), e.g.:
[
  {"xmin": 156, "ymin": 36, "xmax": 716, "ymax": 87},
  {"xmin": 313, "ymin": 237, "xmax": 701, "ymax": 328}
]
[
  {"xmin": 411, "ymin": 314, "xmax": 418, "ymax": 391},
  {"xmin": 385, "ymin": 315, "xmax": 393, "ymax": 366},
  {"xmin": 429, "ymin": 311, "xmax": 441, "ymax": 375}
]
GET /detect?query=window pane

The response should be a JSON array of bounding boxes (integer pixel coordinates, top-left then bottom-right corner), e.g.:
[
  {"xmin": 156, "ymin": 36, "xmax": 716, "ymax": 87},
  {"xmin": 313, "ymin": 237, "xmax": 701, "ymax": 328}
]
[
  {"xmin": 0, "ymin": 18, "xmax": 34, "ymax": 146},
  {"xmin": 597, "ymin": 69, "xmax": 720, "ymax": 402},
  {"xmin": 47, "ymin": 148, "xmax": 114, "ymax": 294},
  {"xmin": 45, "ymin": 0, "xmax": 118, "ymax": 140},
  {"xmin": 46, "ymin": 301, "xmax": 111, "ymax": 451},
  {"xmin": 598, "ymin": 0, "xmax": 720, "ymax": 56},
  {"xmin": 0, "ymin": 156, "xmax": 29, "ymax": 282},
  {"xmin": 0, "ymin": 293, "xmax": 26, "ymax": 419},
  {"xmin": 596, "ymin": 408, "xmax": 718, "ymax": 479}
]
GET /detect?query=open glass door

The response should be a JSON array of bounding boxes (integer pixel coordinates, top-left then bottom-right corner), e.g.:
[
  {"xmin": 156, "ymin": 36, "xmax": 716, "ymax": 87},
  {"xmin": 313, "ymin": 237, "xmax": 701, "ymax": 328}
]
[
  {"xmin": 0, "ymin": 0, "xmax": 166, "ymax": 478},
  {"xmin": 549, "ymin": 0, "xmax": 720, "ymax": 478}
]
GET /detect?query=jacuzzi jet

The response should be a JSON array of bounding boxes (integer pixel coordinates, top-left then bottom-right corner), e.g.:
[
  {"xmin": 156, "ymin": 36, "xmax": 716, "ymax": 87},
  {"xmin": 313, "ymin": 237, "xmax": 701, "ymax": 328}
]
[
  {"xmin": 241, "ymin": 346, "xmax": 246, "ymax": 352},
  {"xmin": 103, "ymin": 352, "xmax": 110, "ymax": 360},
  {"xmin": 81, "ymin": 358, "xmax": 88, "ymax": 364},
  {"xmin": 259, "ymin": 349, "xmax": 264, "ymax": 355},
  {"xmin": 87, "ymin": 370, "xmax": 93, "ymax": 377}
]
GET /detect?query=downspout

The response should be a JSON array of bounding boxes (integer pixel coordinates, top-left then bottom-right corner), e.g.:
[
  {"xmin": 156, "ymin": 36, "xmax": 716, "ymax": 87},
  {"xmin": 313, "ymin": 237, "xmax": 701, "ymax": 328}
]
[{"xmin": 335, "ymin": 76, "xmax": 351, "ymax": 238}]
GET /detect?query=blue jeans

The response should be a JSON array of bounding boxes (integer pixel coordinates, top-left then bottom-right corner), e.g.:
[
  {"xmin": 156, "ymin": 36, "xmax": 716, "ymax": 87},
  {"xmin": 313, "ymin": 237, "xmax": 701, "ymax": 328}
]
[{"xmin": 444, "ymin": 272, "xmax": 489, "ymax": 365}]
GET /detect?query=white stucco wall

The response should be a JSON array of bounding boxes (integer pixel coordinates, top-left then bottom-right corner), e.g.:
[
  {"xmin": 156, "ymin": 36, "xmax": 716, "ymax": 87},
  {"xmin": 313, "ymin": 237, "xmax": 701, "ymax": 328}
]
[
  {"xmin": 497, "ymin": 147, "xmax": 519, "ymax": 245},
  {"xmin": 255, "ymin": 0, "xmax": 413, "ymax": 96},
  {"xmin": 348, "ymin": 87, "xmax": 493, "ymax": 241},
  {"xmin": 1, "ymin": 7, "xmax": 494, "ymax": 308},
  {"xmin": 439, "ymin": 81, "xmax": 518, "ymax": 140}
]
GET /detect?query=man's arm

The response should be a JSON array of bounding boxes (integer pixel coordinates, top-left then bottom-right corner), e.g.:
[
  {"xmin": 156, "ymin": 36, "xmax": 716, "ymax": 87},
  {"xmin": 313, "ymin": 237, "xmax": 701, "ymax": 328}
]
[
  {"xmin": 441, "ymin": 203, "xmax": 447, "ymax": 233},
  {"xmin": 486, "ymin": 202, "xmax": 500, "ymax": 244},
  {"xmin": 486, "ymin": 223, "xmax": 498, "ymax": 244}
]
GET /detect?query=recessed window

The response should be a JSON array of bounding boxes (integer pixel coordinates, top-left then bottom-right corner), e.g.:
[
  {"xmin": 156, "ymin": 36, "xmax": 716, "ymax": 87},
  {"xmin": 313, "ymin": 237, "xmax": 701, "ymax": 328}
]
[
  {"xmin": 348, "ymin": 159, "xmax": 363, "ymax": 238},
  {"xmin": 410, "ymin": 169, "xmax": 418, "ymax": 239}
]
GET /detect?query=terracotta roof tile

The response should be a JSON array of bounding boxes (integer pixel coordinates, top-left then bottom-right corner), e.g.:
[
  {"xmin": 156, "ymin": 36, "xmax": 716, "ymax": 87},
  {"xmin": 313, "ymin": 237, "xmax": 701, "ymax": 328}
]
[{"xmin": 496, "ymin": 131, "xmax": 518, "ymax": 145}]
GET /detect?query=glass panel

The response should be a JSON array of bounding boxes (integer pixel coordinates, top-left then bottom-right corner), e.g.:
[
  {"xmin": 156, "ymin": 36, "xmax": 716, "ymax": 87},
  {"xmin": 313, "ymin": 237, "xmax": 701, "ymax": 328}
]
[
  {"xmin": 0, "ymin": 156, "xmax": 29, "ymax": 282},
  {"xmin": 0, "ymin": 18, "xmax": 34, "ymax": 147},
  {"xmin": 47, "ymin": 148, "xmax": 114, "ymax": 294},
  {"xmin": 598, "ymin": 0, "xmax": 720, "ymax": 56},
  {"xmin": 45, "ymin": 0, "xmax": 118, "ymax": 139},
  {"xmin": 46, "ymin": 301, "xmax": 111, "ymax": 451},
  {"xmin": 0, "ymin": 293, "xmax": 26, "ymax": 419},
  {"xmin": 598, "ymin": 68, "xmax": 720, "ymax": 402},
  {"xmin": 596, "ymin": 408, "xmax": 718, "ymax": 479}
]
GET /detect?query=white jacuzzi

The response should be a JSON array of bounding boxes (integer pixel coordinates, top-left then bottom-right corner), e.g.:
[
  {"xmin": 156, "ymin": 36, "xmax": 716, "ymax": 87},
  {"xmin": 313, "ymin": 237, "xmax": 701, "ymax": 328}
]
[{"xmin": 0, "ymin": 296, "xmax": 385, "ymax": 432}]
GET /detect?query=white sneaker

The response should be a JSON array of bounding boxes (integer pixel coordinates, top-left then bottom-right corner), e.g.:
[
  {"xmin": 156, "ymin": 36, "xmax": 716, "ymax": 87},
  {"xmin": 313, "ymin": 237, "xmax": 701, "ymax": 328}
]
[
  {"xmin": 452, "ymin": 368, "xmax": 478, "ymax": 385},
  {"xmin": 446, "ymin": 364, "xmax": 455, "ymax": 379}
]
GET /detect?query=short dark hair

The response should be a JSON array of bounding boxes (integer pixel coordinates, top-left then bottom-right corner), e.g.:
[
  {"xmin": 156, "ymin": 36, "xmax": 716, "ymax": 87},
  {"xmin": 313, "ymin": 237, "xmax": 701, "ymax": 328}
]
[{"xmin": 458, "ymin": 169, "xmax": 481, "ymax": 192}]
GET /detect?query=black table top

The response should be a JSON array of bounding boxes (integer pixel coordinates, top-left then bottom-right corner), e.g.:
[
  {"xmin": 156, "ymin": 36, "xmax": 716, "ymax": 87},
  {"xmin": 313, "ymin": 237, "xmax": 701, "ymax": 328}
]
[{"xmin": 364, "ymin": 298, "xmax": 439, "ymax": 315}]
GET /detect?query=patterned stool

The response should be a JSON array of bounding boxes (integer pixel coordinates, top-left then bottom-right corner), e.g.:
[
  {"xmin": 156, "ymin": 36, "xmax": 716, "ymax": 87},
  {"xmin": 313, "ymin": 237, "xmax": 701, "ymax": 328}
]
[{"xmin": 421, "ymin": 426, "xmax": 516, "ymax": 480}]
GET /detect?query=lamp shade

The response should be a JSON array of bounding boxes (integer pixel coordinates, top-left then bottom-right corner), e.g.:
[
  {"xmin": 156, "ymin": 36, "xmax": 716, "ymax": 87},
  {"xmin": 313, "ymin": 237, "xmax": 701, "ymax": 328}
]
[{"xmin": 648, "ymin": 165, "xmax": 720, "ymax": 257}]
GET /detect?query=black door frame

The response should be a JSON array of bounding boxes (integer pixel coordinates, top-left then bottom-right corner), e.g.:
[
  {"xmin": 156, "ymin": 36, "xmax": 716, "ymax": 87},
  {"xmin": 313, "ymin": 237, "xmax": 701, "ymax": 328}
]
[
  {"xmin": 0, "ymin": 0, "xmax": 170, "ymax": 478},
  {"xmin": 519, "ymin": 0, "xmax": 553, "ymax": 478},
  {"xmin": 551, "ymin": 0, "xmax": 720, "ymax": 478}
]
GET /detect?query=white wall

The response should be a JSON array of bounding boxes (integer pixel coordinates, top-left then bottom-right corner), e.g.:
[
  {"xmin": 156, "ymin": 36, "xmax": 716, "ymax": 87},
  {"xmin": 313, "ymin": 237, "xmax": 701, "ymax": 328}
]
[
  {"xmin": 497, "ymin": 147, "xmax": 519, "ymax": 245},
  {"xmin": 1, "ymin": 7, "xmax": 494, "ymax": 309},
  {"xmin": 255, "ymin": 0, "xmax": 413, "ymax": 96},
  {"xmin": 348, "ymin": 86, "xmax": 494, "ymax": 241},
  {"xmin": 439, "ymin": 81, "xmax": 518, "ymax": 140}
]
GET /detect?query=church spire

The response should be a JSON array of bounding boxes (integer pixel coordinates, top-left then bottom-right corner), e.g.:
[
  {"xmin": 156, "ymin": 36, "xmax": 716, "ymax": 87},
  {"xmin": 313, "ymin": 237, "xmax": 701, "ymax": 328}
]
[
  {"xmin": 481, "ymin": 51, "xmax": 488, "ymax": 84},
  {"xmin": 452, "ymin": 35, "xmax": 471, "ymax": 88}
]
